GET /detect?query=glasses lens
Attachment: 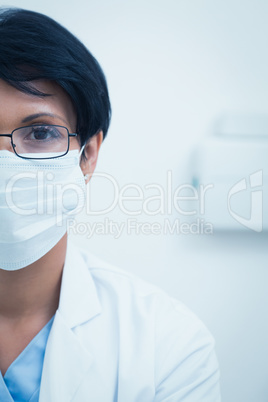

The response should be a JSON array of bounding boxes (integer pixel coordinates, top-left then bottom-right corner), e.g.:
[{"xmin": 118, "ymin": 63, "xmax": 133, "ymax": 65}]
[{"xmin": 12, "ymin": 125, "xmax": 69, "ymax": 158}]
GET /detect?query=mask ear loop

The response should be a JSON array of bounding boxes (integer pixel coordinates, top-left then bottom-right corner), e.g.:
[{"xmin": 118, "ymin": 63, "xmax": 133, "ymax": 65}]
[
  {"xmin": 78, "ymin": 144, "xmax": 90, "ymax": 182},
  {"xmin": 79, "ymin": 144, "xmax": 86, "ymax": 159}
]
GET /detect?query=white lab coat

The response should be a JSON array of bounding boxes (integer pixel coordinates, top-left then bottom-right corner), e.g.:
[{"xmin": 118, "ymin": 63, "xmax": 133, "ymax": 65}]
[{"xmin": 39, "ymin": 240, "xmax": 221, "ymax": 402}]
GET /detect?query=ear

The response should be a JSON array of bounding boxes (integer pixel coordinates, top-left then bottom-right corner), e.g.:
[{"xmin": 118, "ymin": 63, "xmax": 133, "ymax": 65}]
[{"xmin": 80, "ymin": 130, "xmax": 103, "ymax": 184}]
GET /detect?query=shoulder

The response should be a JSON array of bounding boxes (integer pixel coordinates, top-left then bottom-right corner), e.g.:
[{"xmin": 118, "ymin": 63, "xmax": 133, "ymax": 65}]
[
  {"xmin": 71, "ymin": 242, "xmax": 221, "ymax": 401},
  {"xmin": 76, "ymin": 242, "xmax": 200, "ymax": 321},
  {"xmin": 74, "ymin": 241, "xmax": 215, "ymax": 346}
]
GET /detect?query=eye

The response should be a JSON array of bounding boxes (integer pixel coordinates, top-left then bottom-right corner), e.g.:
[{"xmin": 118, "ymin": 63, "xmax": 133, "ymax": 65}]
[
  {"xmin": 27, "ymin": 125, "xmax": 62, "ymax": 141},
  {"xmin": 12, "ymin": 124, "xmax": 69, "ymax": 155}
]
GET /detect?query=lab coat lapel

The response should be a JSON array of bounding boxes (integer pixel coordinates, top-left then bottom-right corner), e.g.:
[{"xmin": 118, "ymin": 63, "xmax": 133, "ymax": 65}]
[
  {"xmin": 38, "ymin": 311, "xmax": 94, "ymax": 402},
  {"xmin": 39, "ymin": 240, "xmax": 102, "ymax": 402}
]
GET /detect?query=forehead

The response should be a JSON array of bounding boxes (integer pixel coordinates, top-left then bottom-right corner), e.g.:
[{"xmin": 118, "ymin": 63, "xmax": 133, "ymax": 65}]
[{"xmin": 0, "ymin": 79, "xmax": 76, "ymax": 131}]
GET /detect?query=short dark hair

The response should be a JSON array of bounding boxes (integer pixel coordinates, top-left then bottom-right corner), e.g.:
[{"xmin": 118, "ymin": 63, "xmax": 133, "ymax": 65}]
[{"xmin": 0, "ymin": 7, "xmax": 111, "ymax": 147}]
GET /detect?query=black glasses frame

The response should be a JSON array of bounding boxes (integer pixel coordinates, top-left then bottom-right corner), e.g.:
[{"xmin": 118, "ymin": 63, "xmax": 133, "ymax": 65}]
[{"xmin": 0, "ymin": 124, "xmax": 78, "ymax": 160}]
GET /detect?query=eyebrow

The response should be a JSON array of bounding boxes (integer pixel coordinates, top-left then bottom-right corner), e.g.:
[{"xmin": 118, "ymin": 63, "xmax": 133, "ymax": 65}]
[{"xmin": 21, "ymin": 113, "xmax": 68, "ymax": 125}]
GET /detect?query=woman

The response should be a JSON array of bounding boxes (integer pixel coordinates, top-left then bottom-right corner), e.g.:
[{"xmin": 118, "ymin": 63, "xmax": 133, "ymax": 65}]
[{"xmin": 0, "ymin": 7, "xmax": 221, "ymax": 402}]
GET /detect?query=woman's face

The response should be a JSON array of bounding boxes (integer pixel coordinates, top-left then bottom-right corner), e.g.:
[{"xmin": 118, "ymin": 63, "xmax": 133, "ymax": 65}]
[{"xmin": 0, "ymin": 78, "xmax": 79, "ymax": 153}]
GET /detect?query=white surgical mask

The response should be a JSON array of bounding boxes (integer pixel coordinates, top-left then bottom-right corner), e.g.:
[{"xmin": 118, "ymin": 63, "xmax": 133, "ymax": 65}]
[{"xmin": 0, "ymin": 149, "xmax": 86, "ymax": 270}]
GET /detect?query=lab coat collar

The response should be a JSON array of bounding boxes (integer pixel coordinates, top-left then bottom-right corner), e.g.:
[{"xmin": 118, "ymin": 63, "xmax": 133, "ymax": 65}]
[
  {"xmin": 39, "ymin": 239, "xmax": 102, "ymax": 401},
  {"xmin": 58, "ymin": 237, "xmax": 102, "ymax": 328}
]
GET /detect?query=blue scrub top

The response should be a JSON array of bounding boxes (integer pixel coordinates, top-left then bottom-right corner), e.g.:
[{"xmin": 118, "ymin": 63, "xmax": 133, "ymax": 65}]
[{"xmin": 0, "ymin": 315, "xmax": 55, "ymax": 402}]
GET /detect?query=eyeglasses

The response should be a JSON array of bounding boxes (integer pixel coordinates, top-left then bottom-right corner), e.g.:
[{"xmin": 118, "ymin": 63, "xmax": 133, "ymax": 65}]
[{"xmin": 0, "ymin": 124, "xmax": 78, "ymax": 159}]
